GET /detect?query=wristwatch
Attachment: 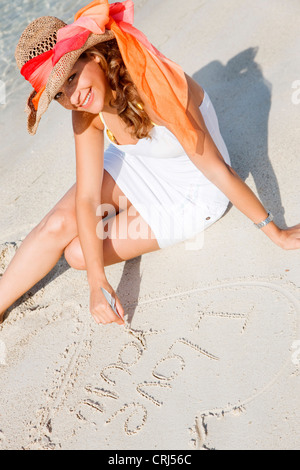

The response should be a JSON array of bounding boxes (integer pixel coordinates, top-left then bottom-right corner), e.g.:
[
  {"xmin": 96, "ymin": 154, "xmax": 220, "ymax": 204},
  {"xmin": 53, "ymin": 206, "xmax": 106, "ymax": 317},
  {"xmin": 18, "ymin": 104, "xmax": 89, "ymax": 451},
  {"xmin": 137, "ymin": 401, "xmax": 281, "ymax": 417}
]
[{"xmin": 254, "ymin": 211, "xmax": 274, "ymax": 229}]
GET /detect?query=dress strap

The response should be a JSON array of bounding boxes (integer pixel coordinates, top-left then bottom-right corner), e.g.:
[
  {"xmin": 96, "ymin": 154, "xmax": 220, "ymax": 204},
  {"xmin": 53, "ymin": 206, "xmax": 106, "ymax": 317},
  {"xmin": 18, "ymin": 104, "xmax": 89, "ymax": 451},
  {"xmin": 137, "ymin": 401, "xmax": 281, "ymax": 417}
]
[
  {"xmin": 99, "ymin": 112, "xmax": 106, "ymax": 127},
  {"xmin": 99, "ymin": 112, "xmax": 119, "ymax": 145}
]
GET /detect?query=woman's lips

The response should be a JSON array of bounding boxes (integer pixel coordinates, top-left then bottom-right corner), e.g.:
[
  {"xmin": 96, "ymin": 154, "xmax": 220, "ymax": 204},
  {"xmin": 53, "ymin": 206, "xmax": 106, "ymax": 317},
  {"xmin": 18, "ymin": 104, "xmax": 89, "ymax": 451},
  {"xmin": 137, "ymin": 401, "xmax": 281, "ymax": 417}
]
[{"xmin": 81, "ymin": 88, "xmax": 94, "ymax": 109}]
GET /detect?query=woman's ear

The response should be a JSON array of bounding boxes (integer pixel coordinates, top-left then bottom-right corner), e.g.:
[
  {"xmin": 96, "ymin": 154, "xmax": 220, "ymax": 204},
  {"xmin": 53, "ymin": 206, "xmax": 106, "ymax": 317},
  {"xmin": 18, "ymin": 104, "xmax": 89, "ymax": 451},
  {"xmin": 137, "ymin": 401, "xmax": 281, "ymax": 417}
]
[
  {"xmin": 87, "ymin": 53, "xmax": 101, "ymax": 63},
  {"xmin": 83, "ymin": 52, "xmax": 100, "ymax": 63}
]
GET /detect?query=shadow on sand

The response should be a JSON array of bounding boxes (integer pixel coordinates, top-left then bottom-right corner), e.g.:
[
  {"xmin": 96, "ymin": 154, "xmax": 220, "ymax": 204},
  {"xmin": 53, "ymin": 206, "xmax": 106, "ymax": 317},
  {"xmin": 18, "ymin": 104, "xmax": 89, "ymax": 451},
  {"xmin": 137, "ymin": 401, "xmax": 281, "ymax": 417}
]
[{"xmin": 193, "ymin": 46, "xmax": 285, "ymax": 227}]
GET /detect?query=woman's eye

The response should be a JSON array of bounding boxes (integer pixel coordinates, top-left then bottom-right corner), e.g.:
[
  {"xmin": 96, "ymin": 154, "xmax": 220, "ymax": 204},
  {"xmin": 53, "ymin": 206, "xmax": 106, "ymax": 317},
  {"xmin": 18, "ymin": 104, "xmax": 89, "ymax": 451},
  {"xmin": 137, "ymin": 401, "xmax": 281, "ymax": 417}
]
[
  {"xmin": 54, "ymin": 92, "xmax": 62, "ymax": 100},
  {"xmin": 68, "ymin": 73, "xmax": 76, "ymax": 83}
]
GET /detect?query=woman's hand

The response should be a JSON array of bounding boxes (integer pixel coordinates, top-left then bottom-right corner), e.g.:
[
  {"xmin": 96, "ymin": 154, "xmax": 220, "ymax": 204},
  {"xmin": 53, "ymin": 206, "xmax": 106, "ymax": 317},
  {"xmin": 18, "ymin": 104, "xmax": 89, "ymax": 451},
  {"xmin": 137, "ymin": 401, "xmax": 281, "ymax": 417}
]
[
  {"xmin": 276, "ymin": 223, "xmax": 300, "ymax": 250},
  {"xmin": 89, "ymin": 279, "xmax": 125, "ymax": 326}
]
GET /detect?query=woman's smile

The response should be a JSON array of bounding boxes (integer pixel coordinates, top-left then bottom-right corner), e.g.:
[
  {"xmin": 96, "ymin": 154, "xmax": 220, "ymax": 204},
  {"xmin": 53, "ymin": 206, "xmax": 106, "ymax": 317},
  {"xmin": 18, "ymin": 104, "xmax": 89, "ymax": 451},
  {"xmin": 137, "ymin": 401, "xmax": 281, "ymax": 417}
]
[{"xmin": 81, "ymin": 88, "xmax": 94, "ymax": 109}]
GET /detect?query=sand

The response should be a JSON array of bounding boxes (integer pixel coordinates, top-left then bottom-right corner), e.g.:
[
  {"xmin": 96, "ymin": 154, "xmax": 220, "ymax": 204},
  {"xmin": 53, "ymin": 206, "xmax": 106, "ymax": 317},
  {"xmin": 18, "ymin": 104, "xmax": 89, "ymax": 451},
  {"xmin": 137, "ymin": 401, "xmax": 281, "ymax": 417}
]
[{"xmin": 0, "ymin": 0, "xmax": 299, "ymax": 450}]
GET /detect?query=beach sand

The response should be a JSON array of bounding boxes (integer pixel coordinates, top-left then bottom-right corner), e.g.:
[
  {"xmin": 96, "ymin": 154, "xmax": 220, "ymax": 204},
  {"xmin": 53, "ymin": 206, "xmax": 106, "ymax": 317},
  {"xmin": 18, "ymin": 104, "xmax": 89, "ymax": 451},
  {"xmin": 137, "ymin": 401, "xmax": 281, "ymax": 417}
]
[{"xmin": 0, "ymin": 0, "xmax": 299, "ymax": 450}]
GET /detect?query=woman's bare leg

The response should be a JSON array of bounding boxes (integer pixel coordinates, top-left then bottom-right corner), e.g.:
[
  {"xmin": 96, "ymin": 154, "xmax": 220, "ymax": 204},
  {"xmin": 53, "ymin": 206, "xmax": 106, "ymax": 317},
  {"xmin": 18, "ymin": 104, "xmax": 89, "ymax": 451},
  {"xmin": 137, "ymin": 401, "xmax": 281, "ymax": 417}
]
[
  {"xmin": 0, "ymin": 184, "xmax": 77, "ymax": 319},
  {"xmin": 0, "ymin": 171, "xmax": 133, "ymax": 322},
  {"xmin": 64, "ymin": 206, "xmax": 161, "ymax": 269}
]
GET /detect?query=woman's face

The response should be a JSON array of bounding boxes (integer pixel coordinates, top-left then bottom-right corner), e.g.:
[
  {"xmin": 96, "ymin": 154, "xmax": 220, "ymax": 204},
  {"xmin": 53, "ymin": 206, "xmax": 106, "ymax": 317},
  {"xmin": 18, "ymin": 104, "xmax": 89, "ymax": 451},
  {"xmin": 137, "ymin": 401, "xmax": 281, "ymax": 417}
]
[{"xmin": 54, "ymin": 54, "xmax": 110, "ymax": 113}]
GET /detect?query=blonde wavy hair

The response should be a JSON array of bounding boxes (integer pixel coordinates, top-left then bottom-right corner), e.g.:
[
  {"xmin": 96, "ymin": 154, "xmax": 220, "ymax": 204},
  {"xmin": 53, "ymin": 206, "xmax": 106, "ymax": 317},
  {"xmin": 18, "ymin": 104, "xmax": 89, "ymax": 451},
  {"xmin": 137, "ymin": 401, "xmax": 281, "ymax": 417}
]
[{"xmin": 82, "ymin": 39, "xmax": 153, "ymax": 140}]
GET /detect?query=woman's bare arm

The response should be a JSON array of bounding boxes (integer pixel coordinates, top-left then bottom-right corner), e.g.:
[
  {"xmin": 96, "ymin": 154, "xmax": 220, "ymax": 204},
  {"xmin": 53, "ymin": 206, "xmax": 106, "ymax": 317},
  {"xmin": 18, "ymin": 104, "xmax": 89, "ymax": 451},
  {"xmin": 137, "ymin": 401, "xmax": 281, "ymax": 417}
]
[
  {"xmin": 72, "ymin": 110, "xmax": 124, "ymax": 324},
  {"xmin": 73, "ymin": 110, "xmax": 107, "ymax": 286}
]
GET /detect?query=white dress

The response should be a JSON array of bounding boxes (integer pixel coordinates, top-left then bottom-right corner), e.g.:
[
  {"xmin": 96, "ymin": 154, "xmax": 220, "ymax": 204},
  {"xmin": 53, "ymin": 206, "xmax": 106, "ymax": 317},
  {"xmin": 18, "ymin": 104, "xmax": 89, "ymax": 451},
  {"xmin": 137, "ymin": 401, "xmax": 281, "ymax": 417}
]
[{"xmin": 103, "ymin": 91, "xmax": 231, "ymax": 248}]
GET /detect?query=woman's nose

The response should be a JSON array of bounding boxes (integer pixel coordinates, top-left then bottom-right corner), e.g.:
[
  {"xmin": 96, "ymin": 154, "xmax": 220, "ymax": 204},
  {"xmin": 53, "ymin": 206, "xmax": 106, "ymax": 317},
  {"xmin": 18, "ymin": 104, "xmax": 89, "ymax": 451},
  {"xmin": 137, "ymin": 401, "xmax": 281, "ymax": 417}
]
[
  {"xmin": 69, "ymin": 88, "xmax": 80, "ymax": 107},
  {"xmin": 63, "ymin": 83, "xmax": 79, "ymax": 107}
]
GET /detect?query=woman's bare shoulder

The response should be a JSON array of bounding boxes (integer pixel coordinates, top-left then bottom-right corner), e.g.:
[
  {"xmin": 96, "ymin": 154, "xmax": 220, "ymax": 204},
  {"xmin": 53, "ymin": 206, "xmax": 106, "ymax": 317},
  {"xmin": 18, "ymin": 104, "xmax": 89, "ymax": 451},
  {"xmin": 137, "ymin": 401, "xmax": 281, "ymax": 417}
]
[
  {"xmin": 72, "ymin": 110, "xmax": 104, "ymax": 135},
  {"xmin": 185, "ymin": 73, "xmax": 204, "ymax": 106}
]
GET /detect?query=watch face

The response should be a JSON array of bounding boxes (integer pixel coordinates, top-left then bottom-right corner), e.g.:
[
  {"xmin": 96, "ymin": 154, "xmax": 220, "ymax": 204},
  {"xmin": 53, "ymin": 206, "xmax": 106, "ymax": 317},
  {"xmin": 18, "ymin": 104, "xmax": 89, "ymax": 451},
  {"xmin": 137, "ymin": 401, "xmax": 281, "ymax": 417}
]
[{"xmin": 255, "ymin": 212, "xmax": 273, "ymax": 228}]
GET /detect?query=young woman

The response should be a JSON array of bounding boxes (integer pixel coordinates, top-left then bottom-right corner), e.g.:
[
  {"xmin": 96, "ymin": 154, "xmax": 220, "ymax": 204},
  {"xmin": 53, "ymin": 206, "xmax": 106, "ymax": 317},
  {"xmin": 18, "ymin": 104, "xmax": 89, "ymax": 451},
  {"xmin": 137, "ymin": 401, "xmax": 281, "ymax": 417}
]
[{"xmin": 1, "ymin": 0, "xmax": 299, "ymax": 326}]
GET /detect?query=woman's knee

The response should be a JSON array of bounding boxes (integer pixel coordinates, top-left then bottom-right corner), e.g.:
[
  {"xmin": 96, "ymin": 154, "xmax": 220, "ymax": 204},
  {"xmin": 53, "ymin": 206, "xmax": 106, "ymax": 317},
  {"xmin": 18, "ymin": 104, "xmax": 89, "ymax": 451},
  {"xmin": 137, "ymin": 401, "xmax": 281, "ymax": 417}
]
[
  {"xmin": 64, "ymin": 237, "xmax": 86, "ymax": 270},
  {"xmin": 37, "ymin": 209, "xmax": 77, "ymax": 242}
]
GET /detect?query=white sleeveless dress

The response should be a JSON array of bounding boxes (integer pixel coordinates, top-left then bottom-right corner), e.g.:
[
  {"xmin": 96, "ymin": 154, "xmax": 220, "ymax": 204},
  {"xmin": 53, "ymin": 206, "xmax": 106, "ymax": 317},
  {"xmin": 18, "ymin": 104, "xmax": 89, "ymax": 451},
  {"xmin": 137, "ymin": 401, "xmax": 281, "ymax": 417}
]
[{"xmin": 103, "ymin": 91, "xmax": 231, "ymax": 248}]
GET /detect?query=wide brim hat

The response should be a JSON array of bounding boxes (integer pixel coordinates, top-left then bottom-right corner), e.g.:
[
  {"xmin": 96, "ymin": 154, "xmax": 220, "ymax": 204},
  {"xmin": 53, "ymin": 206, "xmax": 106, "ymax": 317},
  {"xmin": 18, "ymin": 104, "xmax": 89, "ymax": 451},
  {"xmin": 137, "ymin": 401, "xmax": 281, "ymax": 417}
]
[{"xmin": 15, "ymin": 16, "xmax": 114, "ymax": 135}]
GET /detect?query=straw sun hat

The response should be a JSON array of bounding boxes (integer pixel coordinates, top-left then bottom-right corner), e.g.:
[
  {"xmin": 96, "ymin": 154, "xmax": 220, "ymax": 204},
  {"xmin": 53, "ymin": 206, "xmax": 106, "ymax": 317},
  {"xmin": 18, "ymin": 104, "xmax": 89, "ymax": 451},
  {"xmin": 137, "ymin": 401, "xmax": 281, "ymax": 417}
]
[{"xmin": 15, "ymin": 16, "xmax": 114, "ymax": 135}]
